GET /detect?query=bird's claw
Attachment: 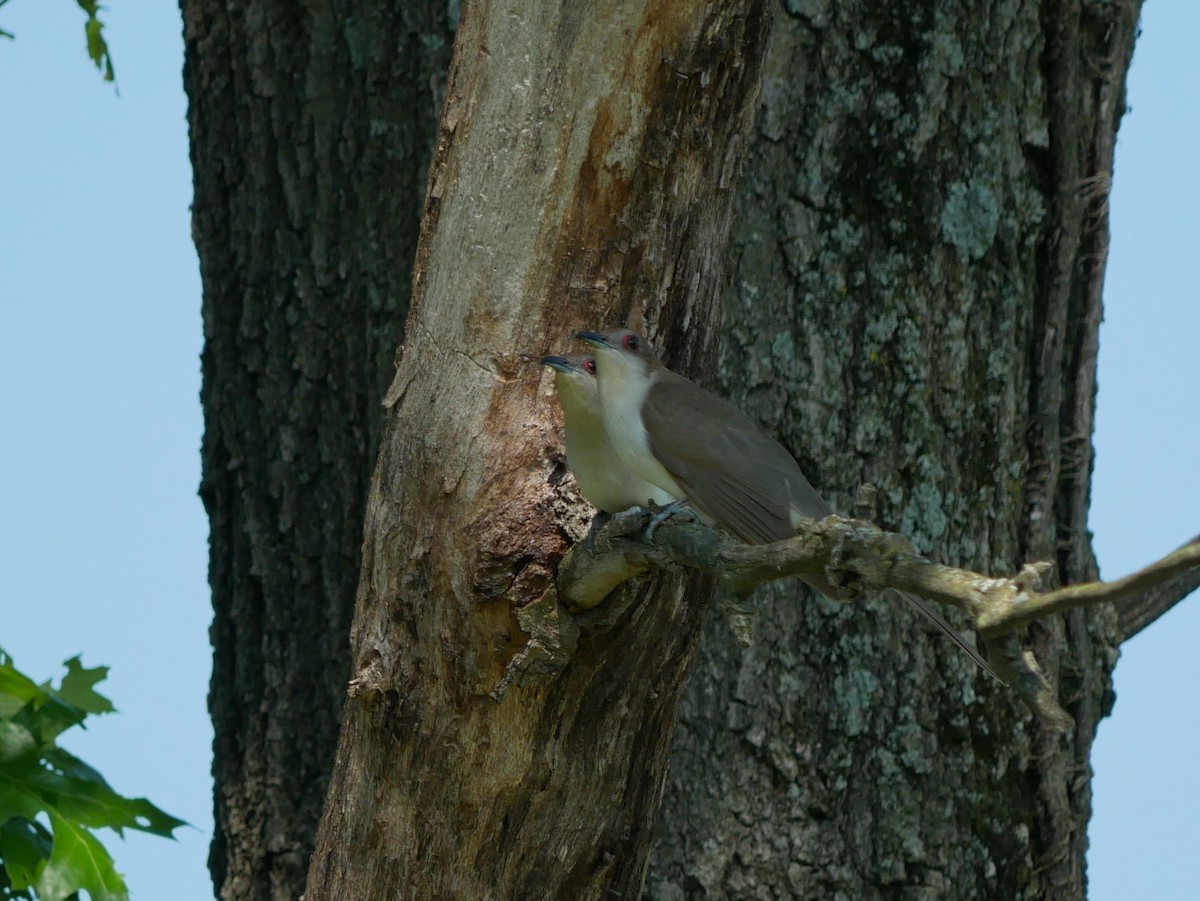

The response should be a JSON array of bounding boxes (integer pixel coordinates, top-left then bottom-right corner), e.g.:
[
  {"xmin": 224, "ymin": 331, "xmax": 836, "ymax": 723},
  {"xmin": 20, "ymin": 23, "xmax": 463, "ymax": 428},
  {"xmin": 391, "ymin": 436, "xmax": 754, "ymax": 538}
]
[
  {"xmin": 643, "ymin": 498, "xmax": 694, "ymax": 542},
  {"xmin": 583, "ymin": 500, "xmax": 694, "ymax": 550}
]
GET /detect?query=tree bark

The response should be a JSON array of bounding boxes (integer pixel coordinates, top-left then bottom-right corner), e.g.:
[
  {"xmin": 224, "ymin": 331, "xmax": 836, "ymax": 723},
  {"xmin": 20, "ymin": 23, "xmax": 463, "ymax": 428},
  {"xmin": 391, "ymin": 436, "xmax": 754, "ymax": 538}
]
[
  {"xmin": 649, "ymin": 1, "xmax": 1140, "ymax": 898},
  {"xmin": 185, "ymin": 0, "xmax": 1147, "ymax": 898},
  {"xmin": 181, "ymin": 3, "xmax": 451, "ymax": 898},
  {"xmin": 301, "ymin": 1, "xmax": 774, "ymax": 898}
]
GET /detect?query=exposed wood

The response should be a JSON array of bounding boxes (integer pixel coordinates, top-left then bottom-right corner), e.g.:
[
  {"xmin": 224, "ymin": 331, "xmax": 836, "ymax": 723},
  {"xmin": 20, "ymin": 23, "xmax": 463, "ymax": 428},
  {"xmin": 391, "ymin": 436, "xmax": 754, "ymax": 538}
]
[{"xmin": 302, "ymin": 1, "xmax": 774, "ymax": 897}]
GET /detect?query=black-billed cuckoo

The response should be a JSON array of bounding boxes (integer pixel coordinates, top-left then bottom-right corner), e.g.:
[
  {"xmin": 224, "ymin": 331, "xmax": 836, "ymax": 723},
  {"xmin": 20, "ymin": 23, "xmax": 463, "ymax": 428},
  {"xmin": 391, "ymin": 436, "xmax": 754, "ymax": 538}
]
[
  {"xmin": 540, "ymin": 353, "xmax": 677, "ymax": 514},
  {"xmin": 576, "ymin": 328, "xmax": 993, "ymax": 674}
]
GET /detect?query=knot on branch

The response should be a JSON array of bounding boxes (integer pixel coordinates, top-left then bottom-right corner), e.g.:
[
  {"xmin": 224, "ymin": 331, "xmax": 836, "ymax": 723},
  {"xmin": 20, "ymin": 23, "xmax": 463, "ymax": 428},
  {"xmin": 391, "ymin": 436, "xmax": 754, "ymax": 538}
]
[{"xmin": 1014, "ymin": 561, "xmax": 1055, "ymax": 595}]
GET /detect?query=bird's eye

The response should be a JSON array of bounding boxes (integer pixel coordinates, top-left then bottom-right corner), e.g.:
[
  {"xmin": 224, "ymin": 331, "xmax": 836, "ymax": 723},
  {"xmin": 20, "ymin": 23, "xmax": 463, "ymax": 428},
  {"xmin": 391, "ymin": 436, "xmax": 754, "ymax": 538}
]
[
  {"xmin": 582, "ymin": 359, "xmax": 596, "ymax": 374},
  {"xmin": 624, "ymin": 333, "xmax": 640, "ymax": 352}
]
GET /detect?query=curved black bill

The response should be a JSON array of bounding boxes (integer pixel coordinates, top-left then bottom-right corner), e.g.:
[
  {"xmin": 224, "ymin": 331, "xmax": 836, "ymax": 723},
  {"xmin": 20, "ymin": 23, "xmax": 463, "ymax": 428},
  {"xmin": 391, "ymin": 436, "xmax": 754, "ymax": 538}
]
[{"xmin": 574, "ymin": 330, "xmax": 607, "ymax": 347}]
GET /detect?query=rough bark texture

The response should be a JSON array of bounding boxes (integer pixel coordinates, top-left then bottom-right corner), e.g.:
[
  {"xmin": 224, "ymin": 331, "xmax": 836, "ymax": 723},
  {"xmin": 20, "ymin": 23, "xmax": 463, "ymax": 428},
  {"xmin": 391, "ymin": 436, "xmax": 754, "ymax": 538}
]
[
  {"xmin": 649, "ymin": 1, "xmax": 1140, "ymax": 899},
  {"xmin": 181, "ymin": 3, "xmax": 451, "ymax": 898},
  {"xmin": 186, "ymin": 0, "xmax": 1145, "ymax": 897},
  {"xmin": 301, "ymin": 1, "xmax": 774, "ymax": 898}
]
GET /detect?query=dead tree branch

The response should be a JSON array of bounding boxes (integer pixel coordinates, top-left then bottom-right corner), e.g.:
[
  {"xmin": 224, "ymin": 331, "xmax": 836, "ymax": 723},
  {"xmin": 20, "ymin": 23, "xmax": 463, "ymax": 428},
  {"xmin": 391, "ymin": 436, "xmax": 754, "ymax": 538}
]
[
  {"xmin": 1110, "ymin": 533, "xmax": 1200, "ymax": 642},
  {"xmin": 547, "ymin": 511, "xmax": 1200, "ymax": 729}
]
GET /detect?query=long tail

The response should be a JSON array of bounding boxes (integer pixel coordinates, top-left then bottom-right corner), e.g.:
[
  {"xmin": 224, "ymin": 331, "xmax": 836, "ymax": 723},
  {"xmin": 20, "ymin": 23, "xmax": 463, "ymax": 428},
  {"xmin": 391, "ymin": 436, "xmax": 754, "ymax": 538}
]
[{"xmin": 895, "ymin": 590, "xmax": 1001, "ymax": 682}]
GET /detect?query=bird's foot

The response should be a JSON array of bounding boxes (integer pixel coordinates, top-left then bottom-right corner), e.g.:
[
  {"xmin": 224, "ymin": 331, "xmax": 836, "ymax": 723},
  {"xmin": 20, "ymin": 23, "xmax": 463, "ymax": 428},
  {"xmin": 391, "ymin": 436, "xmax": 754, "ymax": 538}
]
[
  {"xmin": 608, "ymin": 506, "xmax": 649, "ymax": 526},
  {"xmin": 643, "ymin": 498, "xmax": 694, "ymax": 542}
]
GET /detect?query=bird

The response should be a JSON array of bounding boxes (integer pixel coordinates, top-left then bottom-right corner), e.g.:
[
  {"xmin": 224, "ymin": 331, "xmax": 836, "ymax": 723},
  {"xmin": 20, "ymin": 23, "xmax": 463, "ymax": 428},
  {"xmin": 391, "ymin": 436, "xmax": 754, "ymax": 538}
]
[
  {"xmin": 540, "ymin": 353, "xmax": 678, "ymax": 515},
  {"xmin": 575, "ymin": 327, "xmax": 994, "ymax": 676}
]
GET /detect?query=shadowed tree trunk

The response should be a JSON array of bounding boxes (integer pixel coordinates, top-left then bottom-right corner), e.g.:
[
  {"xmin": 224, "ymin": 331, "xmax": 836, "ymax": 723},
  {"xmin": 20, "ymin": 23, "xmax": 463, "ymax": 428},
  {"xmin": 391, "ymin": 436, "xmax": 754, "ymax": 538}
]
[
  {"xmin": 649, "ymin": 2, "xmax": 1140, "ymax": 898},
  {"xmin": 181, "ymin": 2, "xmax": 451, "ymax": 898}
]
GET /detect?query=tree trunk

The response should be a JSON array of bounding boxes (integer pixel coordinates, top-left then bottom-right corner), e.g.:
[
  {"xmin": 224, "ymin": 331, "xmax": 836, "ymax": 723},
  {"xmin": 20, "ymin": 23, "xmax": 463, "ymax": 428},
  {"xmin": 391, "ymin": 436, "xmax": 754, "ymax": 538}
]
[
  {"xmin": 649, "ymin": 1, "xmax": 1140, "ymax": 898},
  {"xmin": 181, "ymin": 3, "xmax": 451, "ymax": 898},
  {"xmin": 185, "ymin": 0, "xmax": 1145, "ymax": 898},
  {"xmin": 301, "ymin": 1, "xmax": 774, "ymax": 898}
]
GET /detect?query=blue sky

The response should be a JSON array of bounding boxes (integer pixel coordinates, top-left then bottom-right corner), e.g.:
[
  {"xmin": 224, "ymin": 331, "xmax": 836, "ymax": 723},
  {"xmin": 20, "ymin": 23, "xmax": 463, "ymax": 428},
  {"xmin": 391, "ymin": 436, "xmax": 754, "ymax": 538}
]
[{"xmin": 0, "ymin": 4, "xmax": 1195, "ymax": 900}]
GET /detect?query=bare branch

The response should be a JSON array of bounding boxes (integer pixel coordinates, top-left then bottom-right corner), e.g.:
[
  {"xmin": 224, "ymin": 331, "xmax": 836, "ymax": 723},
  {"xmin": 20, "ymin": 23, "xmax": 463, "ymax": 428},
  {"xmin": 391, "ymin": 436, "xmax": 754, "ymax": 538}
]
[
  {"xmin": 1110, "ymin": 533, "xmax": 1200, "ymax": 641},
  {"xmin": 553, "ymin": 510, "xmax": 1200, "ymax": 729},
  {"xmin": 974, "ymin": 542, "xmax": 1200, "ymax": 636}
]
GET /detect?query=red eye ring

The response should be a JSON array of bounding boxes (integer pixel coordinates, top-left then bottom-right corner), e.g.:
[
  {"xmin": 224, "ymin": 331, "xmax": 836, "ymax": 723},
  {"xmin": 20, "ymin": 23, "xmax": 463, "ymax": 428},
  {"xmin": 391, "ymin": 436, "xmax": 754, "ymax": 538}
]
[
  {"xmin": 582, "ymin": 359, "xmax": 596, "ymax": 374},
  {"xmin": 624, "ymin": 334, "xmax": 640, "ymax": 352}
]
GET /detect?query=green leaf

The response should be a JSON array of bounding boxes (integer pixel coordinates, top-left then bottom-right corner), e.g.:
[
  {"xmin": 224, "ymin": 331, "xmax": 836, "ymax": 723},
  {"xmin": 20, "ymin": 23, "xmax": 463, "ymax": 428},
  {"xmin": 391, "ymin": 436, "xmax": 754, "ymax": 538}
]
[
  {"xmin": 55, "ymin": 658, "xmax": 114, "ymax": 716},
  {"xmin": 0, "ymin": 721, "xmax": 37, "ymax": 765},
  {"xmin": 0, "ymin": 693, "xmax": 27, "ymax": 719},
  {"xmin": 24, "ymin": 751, "xmax": 187, "ymax": 838},
  {"xmin": 75, "ymin": 0, "xmax": 116, "ymax": 84},
  {"xmin": 0, "ymin": 653, "xmax": 183, "ymax": 899},
  {"xmin": 3, "ymin": 655, "xmax": 116, "ymax": 746},
  {"xmin": 84, "ymin": 20, "xmax": 103, "ymax": 65},
  {"xmin": 38, "ymin": 748, "xmax": 106, "ymax": 787},
  {"xmin": 35, "ymin": 812, "xmax": 128, "ymax": 901},
  {"xmin": 0, "ymin": 660, "xmax": 47, "ymax": 710},
  {"xmin": 2, "ymin": 651, "xmax": 102, "ymax": 745},
  {"xmin": 0, "ymin": 774, "xmax": 48, "ymax": 824},
  {"xmin": 0, "ymin": 817, "xmax": 51, "ymax": 891},
  {"xmin": 20, "ymin": 699, "xmax": 86, "ymax": 748}
]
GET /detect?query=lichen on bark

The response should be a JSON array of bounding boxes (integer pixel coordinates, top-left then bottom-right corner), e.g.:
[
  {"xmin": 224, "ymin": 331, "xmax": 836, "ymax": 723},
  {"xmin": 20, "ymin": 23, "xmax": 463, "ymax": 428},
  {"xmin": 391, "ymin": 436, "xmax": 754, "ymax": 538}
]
[{"xmin": 650, "ymin": 1, "xmax": 1141, "ymax": 897}]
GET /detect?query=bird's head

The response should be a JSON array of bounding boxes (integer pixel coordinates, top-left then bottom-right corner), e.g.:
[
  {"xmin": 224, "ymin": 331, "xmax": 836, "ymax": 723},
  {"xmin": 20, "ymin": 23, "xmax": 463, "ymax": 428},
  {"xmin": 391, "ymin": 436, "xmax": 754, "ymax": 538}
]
[
  {"xmin": 539, "ymin": 353, "xmax": 600, "ymax": 406},
  {"xmin": 574, "ymin": 328, "xmax": 658, "ymax": 381}
]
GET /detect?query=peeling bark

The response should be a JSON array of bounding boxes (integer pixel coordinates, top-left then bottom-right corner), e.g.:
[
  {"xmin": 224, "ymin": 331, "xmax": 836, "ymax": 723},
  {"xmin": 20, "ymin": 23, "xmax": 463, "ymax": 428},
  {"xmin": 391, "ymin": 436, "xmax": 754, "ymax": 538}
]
[{"xmin": 303, "ymin": 1, "xmax": 774, "ymax": 897}]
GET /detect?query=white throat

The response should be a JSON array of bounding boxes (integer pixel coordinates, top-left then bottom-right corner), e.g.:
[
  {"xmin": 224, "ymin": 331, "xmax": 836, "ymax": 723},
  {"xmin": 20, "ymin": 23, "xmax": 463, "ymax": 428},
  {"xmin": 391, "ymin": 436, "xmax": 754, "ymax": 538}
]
[{"xmin": 592, "ymin": 349, "xmax": 686, "ymax": 498}]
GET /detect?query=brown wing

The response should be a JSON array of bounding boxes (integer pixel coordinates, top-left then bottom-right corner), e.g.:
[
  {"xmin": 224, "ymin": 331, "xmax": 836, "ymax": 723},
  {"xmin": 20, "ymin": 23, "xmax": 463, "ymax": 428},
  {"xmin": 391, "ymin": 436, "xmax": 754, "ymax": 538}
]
[
  {"xmin": 642, "ymin": 370, "xmax": 831, "ymax": 544},
  {"xmin": 642, "ymin": 371, "xmax": 997, "ymax": 677}
]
